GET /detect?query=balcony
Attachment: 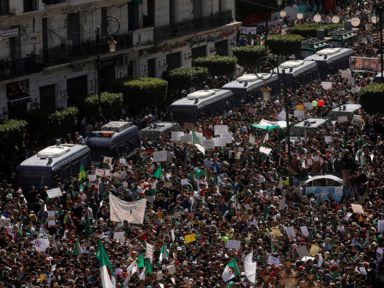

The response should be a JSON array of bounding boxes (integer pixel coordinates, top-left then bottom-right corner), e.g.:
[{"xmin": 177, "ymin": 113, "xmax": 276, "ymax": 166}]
[
  {"xmin": 0, "ymin": 55, "xmax": 44, "ymax": 81},
  {"xmin": 154, "ymin": 10, "xmax": 233, "ymax": 43},
  {"xmin": 42, "ymin": 0, "xmax": 66, "ymax": 5}
]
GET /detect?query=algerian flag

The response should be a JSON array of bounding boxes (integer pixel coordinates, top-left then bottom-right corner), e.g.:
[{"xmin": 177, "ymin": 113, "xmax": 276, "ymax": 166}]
[
  {"xmin": 222, "ymin": 258, "xmax": 240, "ymax": 283},
  {"xmin": 244, "ymin": 251, "xmax": 257, "ymax": 284},
  {"xmin": 123, "ymin": 261, "xmax": 138, "ymax": 287},
  {"xmin": 153, "ymin": 164, "xmax": 163, "ymax": 179},
  {"xmin": 78, "ymin": 163, "xmax": 87, "ymax": 182},
  {"xmin": 159, "ymin": 244, "xmax": 169, "ymax": 263},
  {"xmin": 96, "ymin": 240, "xmax": 114, "ymax": 288},
  {"xmin": 145, "ymin": 258, "xmax": 153, "ymax": 275},
  {"xmin": 192, "ymin": 131, "xmax": 205, "ymax": 155}
]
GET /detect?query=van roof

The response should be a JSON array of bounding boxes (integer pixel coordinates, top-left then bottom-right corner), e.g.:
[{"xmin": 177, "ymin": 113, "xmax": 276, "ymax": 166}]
[
  {"xmin": 304, "ymin": 48, "xmax": 353, "ymax": 63},
  {"xmin": 272, "ymin": 60, "xmax": 318, "ymax": 77},
  {"xmin": 169, "ymin": 89, "xmax": 233, "ymax": 108},
  {"xmin": 222, "ymin": 73, "xmax": 278, "ymax": 92},
  {"xmin": 86, "ymin": 125, "xmax": 139, "ymax": 148},
  {"xmin": 293, "ymin": 118, "xmax": 328, "ymax": 128},
  {"xmin": 140, "ymin": 122, "xmax": 180, "ymax": 132},
  {"xmin": 331, "ymin": 104, "xmax": 361, "ymax": 112},
  {"xmin": 18, "ymin": 144, "xmax": 90, "ymax": 169}
]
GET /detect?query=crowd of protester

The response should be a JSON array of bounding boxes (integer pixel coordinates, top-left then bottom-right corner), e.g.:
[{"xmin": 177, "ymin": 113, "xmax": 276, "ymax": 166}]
[{"xmin": 2, "ymin": 12, "xmax": 384, "ymax": 288}]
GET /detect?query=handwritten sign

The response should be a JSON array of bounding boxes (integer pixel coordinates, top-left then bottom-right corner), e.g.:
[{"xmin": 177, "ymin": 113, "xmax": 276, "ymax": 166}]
[
  {"xmin": 285, "ymin": 226, "xmax": 296, "ymax": 239},
  {"xmin": 153, "ymin": 151, "xmax": 168, "ymax": 162},
  {"xmin": 46, "ymin": 188, "xmax": 62, "ymax": 199},
  {"xmin": 300, "ymin": 226, "xmax": 309, "ymax": 237},
  {"xmin": 214, "ymin": 125, "xmax": 229, "ymax": 135},
  {"xmin": 267, "ymin": 255, "xmax": 281, "ymax": 265}
]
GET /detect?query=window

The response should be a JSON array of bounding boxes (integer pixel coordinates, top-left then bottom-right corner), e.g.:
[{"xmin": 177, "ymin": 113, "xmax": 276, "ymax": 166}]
[
  {"xmin": 24, "ymin": 0, "xmax": 38, "ymax": 12},
  {"xmin": 0, "ymin": 0, "xmax": 9, "ymax": 15}
]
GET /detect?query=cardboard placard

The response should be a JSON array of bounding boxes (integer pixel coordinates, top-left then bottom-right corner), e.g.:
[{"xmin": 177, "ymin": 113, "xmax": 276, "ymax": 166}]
[
  {"xmin": 220, "ymin": 133, "xmax": 233, "ymax": 144},
  {"xmin": 214, "ymin": 137, "xmax": 226, "ymax": 147},
  {"xmin": 88, "ymin": 174, "xmax": 97, "ymax": 182},
  {"xmin": 267, "ymin": 255, "xmax": 281, "ymax": 265},
  {"xmin": 324, "ymin": 136, "xmax": 333, "ymax": 143},
  {"xmin": 321, "ymin": 81, "xmax": 332, "ymax": 90},
  {"xmin": 226, "ymin": 240, "xmax": 241, "ymax": 250},
  {"xmin": 103, "ymin": 156, "xmax": 113, "ymax": 164},
  {"xmin": 259, "ymin": 146, "xmax": 272, "ymax": 155},
  {"xmin": 180, "ymin": 134, "xmax": 192, "ymax": 144},
  {"xmin": 309, "ymin": 244, "xmax": 320, "ymax": 256},
  {"xmin": 271, "ymin": 227, "xmax": 283, "ymax": 237},
  {"xmin": 95, "ymin": 168, "xmax": 105, "ymax": 177},
  {"xmin": 249, "ymin": 134, "xmax": 256, "ymax": 145},
  {"xmin": 214, "ymin": 125, "xmax": 229, "ymax": 135},
  {"xmin": 300, "ymin": 226, "xmax": 309, "ymax": 237},
  {"xmin": 285, "ymin": 226, "xmax": 296, "ymax": 239},
  {"xmin": 153, "ymin": 151, "xmax": 168, "ymax": 162},
  {"xmin": 202, "ymin": 139, "xmax": 215, "ymax": 150},
  {"xmin": 46, "ymin": 188, "xmax": 62, "ymax": 199},
  {"xmin": 47, "ymin": 211, "xmax": 56, "ymax": 227}
]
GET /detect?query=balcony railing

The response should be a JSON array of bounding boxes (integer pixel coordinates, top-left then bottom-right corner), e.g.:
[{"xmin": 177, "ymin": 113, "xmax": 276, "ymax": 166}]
[
  {"xmin": 0, "ymin": 55, "xmax": 44, "ymax": 80},
  {"xmin": 154, "ymin": 10, "xmax": 233, "ymax": 43},
  {"xmin": 42, "ymin": 0, "xmax": 66, "ymax": 5}
]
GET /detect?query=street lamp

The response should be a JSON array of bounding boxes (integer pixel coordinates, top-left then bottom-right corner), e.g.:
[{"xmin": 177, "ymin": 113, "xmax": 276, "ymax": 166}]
[{"xmin": 255, "ymin": 56, "xmax": 292, "ymax": 182}]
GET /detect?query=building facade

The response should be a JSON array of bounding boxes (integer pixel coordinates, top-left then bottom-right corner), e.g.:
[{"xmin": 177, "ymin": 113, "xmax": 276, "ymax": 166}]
[{"xmin": 0, "ymin": 0, "xmax": 240, "ymax": 119}]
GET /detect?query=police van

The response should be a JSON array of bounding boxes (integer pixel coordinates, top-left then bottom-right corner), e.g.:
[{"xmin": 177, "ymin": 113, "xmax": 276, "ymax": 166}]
[
  {"xmin": 85, "ymin": 121, "xmax": 141, "ymax": 162},
  {"xmin": 16, "ymin": 143, "xmax": 91, "ymax": 189},
  {"xmin": 140, "ymin": 122, "xmax": 183, "ymax": 140}
]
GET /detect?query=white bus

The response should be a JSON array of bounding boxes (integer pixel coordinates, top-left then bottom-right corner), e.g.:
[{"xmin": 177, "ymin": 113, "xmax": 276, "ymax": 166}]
[
  {"xmin": 221, "ymin": 73, "xmax": 280, "ymax": 106},
  {"xmin": 168, "ymin": 89, "xmax": 235, "ymax": 124},
  {"xmin": 305, "ymin": 48, "xmax": 353, "ymax": 79},
  {"xmin": 271, "ymin": 60, "xmax": 319, "ymax": 89}
]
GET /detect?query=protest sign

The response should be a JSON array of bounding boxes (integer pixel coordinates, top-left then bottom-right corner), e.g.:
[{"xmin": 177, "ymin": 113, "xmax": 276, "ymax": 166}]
[
  {"xmin": 220, "ymin": 133, "xmax": 233, "ymax": 144},
  {"xmin": 226, "ymin": 240, "xmax": 241, "ymax": 250},
  {"xmin": 113, "ymin": 231, "xmax": 125, "ymax": 240},
  {"xmin": 259, "ymin": 146, "xmax": 272, "ymax": 155},
  {"xmin": 279, "ymin": 198, "xmax": 286, "ymax": 210},
  {"xmin": 184, "ymin": 233, "xmax": 196, "ymax": 244},
  {"xmin": 32, "ymin": 239, "xmax": 50, "ymax": 252},
  {"xmin": 46, "ymin": 188, "xmax": 62, "ymax": 199},
  {"xmin": 214, "ymin": 125, "xmax": 229, "ymax": 135},
  {"xmin": 267, "ymin": 255, "xmax": 281, "ymax": 265},
  {"xmin": 351, "ymin": 203, "xmax": 364, "ymax": 214},
  {"xmin": 202, "ymin": 139, "xmax": 215, "ymax": 150},
  {"xmin": 145, "ymin": 243, "xmax": 154, "ymax": 262},
  {"xmin": 180, "ymin": 134, "xmax": 192, "ymax": 144},
  {"xmin": 153, "ymin": 151, "xmax": 168, "ymax": 163},
  {"xmin": 300, "ymin": 226, "xmax": 309, "ymax": 237},
  {"xmin": 249, "ymin": 134, "xmax": 256, "ymax": 145},
  {"xmin": 87, "ymin": 174, "xmax": 97, "ymax": 182},
  {"xmin": 214, "ymin": 137, "xmax": 226, "ymax": 147},
  {"xmin": 47, "ymin": 211, "xmax": 56, "ymax": 227},
  {"xmin": 103, "ymin": 156, "xmax": 113, "ymax": 164},
  {"xmin": 285, "ymin": 226, "xmax": 296, "ymax": 239},
  {"xmin": 378, "ymin": 220, "xmax": 384, "ymax": 233}
]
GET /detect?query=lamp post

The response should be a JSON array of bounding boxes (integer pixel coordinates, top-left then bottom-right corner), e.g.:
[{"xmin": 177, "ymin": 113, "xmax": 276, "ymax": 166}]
[{"xmin": 255, "ymin": 56, "xmax": 292, "ymax": 182}]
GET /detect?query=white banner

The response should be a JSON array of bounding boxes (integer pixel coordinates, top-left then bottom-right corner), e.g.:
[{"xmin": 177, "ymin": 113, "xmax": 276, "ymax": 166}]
[
  {"xmin": 109, "ymin": 194, "xmax": 147, "ymax": 224},
  {"xmin": 244, "ymin": 251, "xmax": 256, "ymax": 284}
]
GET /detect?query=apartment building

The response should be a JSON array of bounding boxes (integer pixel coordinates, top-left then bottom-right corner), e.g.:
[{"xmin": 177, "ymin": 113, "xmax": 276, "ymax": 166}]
[{"xmin": 0, "ymin": 0, "xmax": 240, "ymax": 119}]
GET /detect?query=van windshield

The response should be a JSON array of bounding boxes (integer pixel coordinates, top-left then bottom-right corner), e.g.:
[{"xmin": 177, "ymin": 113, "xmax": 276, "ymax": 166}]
[{"xmin": 18, "ymin": 169, "xmax": 51, "ymax": 189}]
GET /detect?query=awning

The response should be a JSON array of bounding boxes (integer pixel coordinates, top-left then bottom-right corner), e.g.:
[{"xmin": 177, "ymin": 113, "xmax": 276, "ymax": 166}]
[{"xmin": 303, "ymin": 175, "xmax": 343, "ymax": 186}]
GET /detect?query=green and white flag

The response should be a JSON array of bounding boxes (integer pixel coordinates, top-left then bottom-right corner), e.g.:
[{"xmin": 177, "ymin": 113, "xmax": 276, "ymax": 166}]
[
  {"xmin": 192, "ymin": 131, "xmax": 205, "ymax": 155},
  {"xmin": 222, "ymin": 258, "xmax": 240, "ymax": 283},
  {"xmin": 96, "ymin": 240, "xmax": 115, "ymax": 288},
  {"xmin": 159, "ymin": 243, "xmax": 169, "ymax": 263},
  {"xmin": 123, "ymin": 261, "xmax": 138, "ymax": 287}
]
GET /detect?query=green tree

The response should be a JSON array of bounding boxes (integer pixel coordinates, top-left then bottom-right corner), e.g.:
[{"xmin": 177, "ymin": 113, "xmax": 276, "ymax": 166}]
[
  {"xmin": 193, "ymin": 55, "xmax": 237, "ymax": 77},
  {"xmin": 232, "ymin": 45, "xmax": 268, "ymax": 72},
  {"xmin": 165, "ymin": 66, "xmax": 209, "ymax": 93},
  {"xmin": 267, "ymin": 34, "xmax": 304, "ymax": 56},
  {"xmin": 359, "ymin": 83, "xmax": 384, "ymax": 114},
  {"xmin": 289, "ymin": 23, "xmax": 343, "ymax": 38},
  {"xmin": 0, "ymin": 119, "xmax": 27, "ymax": 152},
  {"xmin": 121, "ymin": 77, "xmax": 168, "ymax": 107},
  {"xmin": 48, "ymin": 107, "xmax": 79, "ymax": 137},
  {"xmin": 84, "ymin": 92, "xmax": 123, "ymax": 121}
]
